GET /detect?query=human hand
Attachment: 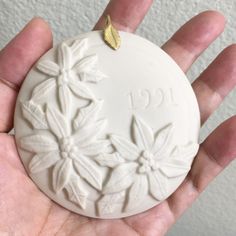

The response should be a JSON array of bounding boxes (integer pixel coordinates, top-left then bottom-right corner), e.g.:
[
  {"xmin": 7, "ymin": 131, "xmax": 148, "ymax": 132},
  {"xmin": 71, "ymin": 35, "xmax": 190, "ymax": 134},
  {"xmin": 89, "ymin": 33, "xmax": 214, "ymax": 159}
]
[{"xmin": 0, "ymin": 1, "xmax": 235, "ymax": 235}]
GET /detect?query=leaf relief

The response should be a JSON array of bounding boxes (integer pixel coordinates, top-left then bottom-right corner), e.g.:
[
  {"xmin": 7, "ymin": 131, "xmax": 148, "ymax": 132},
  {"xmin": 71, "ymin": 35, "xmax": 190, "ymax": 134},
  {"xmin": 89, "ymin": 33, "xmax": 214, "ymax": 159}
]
[
  {"xmin": 98, "ymin": 191, "xmax": 125, "ymax": 216},
  {"xmin": 73, "ymin": 100, "xmax": 103, "ymax": 129},
  {"xmin": 21, "ymin": 101, "xmax": 48, "ymax": 129},
  {"xmin": 65, "ymin": 175, "xmax": 88, "ymax": 209}
]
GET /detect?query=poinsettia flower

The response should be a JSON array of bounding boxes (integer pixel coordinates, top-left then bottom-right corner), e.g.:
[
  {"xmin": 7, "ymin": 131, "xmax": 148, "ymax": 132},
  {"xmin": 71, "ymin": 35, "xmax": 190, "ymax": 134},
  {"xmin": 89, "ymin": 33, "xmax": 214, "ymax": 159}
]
[
  {"xmin": 99, "ymin": 116, "xmax": 199, "ymax": 211},
  {"xmin": 20, "ymin": 104, "xmax": 109, "ymax": 208},
  {"xmin": 31, "ymin": 38, "xmax": 107, "ymax": 114}
]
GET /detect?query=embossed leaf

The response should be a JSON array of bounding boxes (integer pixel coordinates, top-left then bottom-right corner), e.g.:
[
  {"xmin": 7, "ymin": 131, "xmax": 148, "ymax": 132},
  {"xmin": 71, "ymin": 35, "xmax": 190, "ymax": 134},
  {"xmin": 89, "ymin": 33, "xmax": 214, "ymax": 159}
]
[
  {"xmin": 52, "ymin": 159, "xmax": 72, "ymax": 193},
  {"xmin": 58, "ymin": 85, "xmax": 71, "ymax": 115},
  {"xmin": 152, "ymin": 124, "xmax": 173, "ymax": 157},
  {"xmin": 20, "ymin": 134, "xmax": 58, "ymax": 153},
  {"xmin": 29, "ymin": 151, "xmax": 60, "ymax": 173},
  {"xmin": 46, "ymin": 106, "xmax": 70, "ymax": 138},
  {"xmin": 79, "ymin": 69, "xmax": 107, "ymax": 83},
  {"xmin": 21, "ymin": 101, "xmax": 48, "ymax": 129},
  {"xmin": 133, "ymin": 116, "xmax": 154, "ymax": 150},
  {"xmin": 125, "ymin": 175, "xmax": 148, "ymax": 211},
  {"xmin": 73, "ymin": 101, "xmax": 103, "ymax": 129},
  {"xmin": 160, "ymin": 143, "xmax": 199, "ymax": 178},
  {"xmin": 37, "ymin": 60, "xmax": 60, "ymax": 76},
  {"xmin": 74, "ymin": 55, "xmax": 98, "ymax": 74},
  {"xmin": 69, "ymin": 80, "xmax": 95, "ymax": 100},
  {"xmin": 104, "ymin": 15, "xmax": 121, "ymax": 50},
  {"xmin": 148, "ymin": 170, "xmax": 168, "ymax": 201},
  {"xmin": 70, "ymin": 38, "xmax": 88, "ymax": 62},
  {"xmin": 79, "ymin": 140, "xmax": 110, "ymax": 156},
  {"xmin": 65, "ymin": 175, "xmax": 88, "ymax": 209},
  {"xmin": 73, "ymin": 119, "xmax": 107, "ymax": 147},
  {"xmin": 95, "ymin": 153, "xmax": 125, "ymax": 168},
  {"xmin": 110, "ymin": 135, "xmax": 139, "ymax": 161},
  {"xmin": 58, "ymin": 42, "xmax": 72, "ymax": 70},
  {"xmin": 103, "ymin": 162, "xmax": 138, "ymax": 194},
  {"xmin": 31, "ymin": 78, "xmax": 56, "ymax": 102},
  {"xmin": 73, "ymin": 154, "xmax": 103, "ymax": 190},
  {"xmin": 98, "ymin": 191, "xmax": 125, "ymax": 216}
]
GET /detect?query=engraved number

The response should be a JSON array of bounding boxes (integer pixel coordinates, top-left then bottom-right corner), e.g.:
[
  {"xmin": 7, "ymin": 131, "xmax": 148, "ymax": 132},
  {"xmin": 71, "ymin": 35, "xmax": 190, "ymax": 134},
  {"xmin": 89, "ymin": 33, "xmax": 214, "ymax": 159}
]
[{"xmin": 128, "ymin": 88, "xmax": 177, "ymax": 110}]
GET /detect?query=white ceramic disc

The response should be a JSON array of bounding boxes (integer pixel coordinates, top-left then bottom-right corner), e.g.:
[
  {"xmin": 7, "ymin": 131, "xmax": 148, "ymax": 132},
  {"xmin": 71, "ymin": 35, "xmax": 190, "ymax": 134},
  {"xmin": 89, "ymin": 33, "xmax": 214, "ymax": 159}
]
[{"xmin": 14, "ymin": 31, "xmax": 200, "ymax": 219}]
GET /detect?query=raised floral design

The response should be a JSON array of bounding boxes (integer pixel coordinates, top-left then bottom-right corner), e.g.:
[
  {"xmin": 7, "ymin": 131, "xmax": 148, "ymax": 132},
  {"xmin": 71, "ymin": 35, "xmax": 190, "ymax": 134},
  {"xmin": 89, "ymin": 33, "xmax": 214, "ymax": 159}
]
[
  {"xmin": 31, "ymin": 38, "xmax": 106, "ymax": 114},
  {"xmin": 19, "ymin": 38, "xmax": 110, "ymax": 209},
  {"xmin": 20, "ymin": 102, "xmax": 109, "ymax": 209},
  {"xmin": 98, "ymin": 116, "xmax": 199, "ymax": 212},
  {"xmin": 19, "ymin": 37, "xmax": 199, "ymax": 215}
]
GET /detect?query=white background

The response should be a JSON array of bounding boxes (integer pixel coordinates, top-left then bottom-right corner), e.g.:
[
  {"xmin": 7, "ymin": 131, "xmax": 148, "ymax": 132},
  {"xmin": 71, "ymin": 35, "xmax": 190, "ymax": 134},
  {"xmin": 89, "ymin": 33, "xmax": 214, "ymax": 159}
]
[{"xmin": 0, "ymin": 0, "xmax": 236, "ymax": 235}]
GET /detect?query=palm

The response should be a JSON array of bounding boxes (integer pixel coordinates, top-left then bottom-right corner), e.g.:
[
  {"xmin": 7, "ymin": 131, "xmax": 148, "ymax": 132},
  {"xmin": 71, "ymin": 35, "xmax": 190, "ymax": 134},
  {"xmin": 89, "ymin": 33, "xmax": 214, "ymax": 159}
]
[
  {"xmin": 1, "ymin": 1, "xmax": 236, "ymax": 235},
  {"xmin": 0, "ymin": 134, "xmax": 168, "ymax": 235},
  {"xmin": 0, "ymin": 135, "xmax": 198, "ymax": 235}
]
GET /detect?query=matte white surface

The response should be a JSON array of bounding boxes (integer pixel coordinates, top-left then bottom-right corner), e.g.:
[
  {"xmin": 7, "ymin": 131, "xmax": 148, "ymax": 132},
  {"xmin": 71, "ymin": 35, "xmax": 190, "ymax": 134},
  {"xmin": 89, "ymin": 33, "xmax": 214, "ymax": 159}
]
[
  {"xmin": 14, "ymin": 31, "xmax": 200, "ymax": 219},
  {"xmin": 1, "ymin": 0, "xmax": 236, "ymax": 234}
]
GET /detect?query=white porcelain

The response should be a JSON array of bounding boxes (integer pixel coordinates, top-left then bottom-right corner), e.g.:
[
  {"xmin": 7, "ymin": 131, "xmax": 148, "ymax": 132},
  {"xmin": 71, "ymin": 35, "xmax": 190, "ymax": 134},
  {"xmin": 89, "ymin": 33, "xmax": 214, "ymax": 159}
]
[{"xmin": 14, "ymin": 31, "xmax": 200, "ymax": 219}]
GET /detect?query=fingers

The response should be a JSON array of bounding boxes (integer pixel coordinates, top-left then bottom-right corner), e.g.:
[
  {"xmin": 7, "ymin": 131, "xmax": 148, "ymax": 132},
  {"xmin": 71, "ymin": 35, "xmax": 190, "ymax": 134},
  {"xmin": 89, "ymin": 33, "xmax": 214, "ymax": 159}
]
[
  {"xmin": 161, "ymin": 11, "xmax": 236, "ymax": 126},
  {"xmin": 0, "ymin": 18, "xmax": 52, "ymax": 132},
  {"xmin": 94, "ymin": 0, "xmax": 153, "ymax": 32},
  {"xmin": 162, "ymin": 11, "xmax": 226, "ymax": 72},
  {"xmin": 167, "ymin": 116, "xmax": 236, "ymax": 219},
  {"xmin": 192, "ymin": 45, "xmax": 236, "ymax": 124},
  {"xmin": 0, "ymin": 18, "xmax": 52, "ymax": 86}
]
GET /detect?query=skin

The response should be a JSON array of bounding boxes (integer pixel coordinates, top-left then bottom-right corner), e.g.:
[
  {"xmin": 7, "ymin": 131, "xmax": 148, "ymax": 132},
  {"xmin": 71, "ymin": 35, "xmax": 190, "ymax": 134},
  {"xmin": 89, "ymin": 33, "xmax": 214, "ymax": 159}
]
[{"xmin": 0, "ymin": 0, "xmax": 236, "ymax": 235}]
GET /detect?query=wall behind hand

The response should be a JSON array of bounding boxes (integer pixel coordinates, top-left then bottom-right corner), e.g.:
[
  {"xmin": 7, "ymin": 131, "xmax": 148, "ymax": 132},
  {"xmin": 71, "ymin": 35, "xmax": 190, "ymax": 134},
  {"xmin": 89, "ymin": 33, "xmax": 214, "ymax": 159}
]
[{"xmin": 0, "ymin": 0, "xmax": 236, "ymax": 235}]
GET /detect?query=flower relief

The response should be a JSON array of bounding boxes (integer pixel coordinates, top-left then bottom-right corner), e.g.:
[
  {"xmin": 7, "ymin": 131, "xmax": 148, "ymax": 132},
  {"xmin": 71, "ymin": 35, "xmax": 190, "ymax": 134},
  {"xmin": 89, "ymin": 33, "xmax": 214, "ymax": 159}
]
[
  {"xmin": 30, "ymin": 38, "xmax": 107, "ymax": 114},
  {"xmin": 95, "ymin": 116, "xmax": 199, "ymax": 214},
  {"xmin": 19, "ymin": 38, "xmax": 109, "ymax": 209},
  {"xmin": 18, "ymin": 37, "xmax": 199, "ymax": 216}
]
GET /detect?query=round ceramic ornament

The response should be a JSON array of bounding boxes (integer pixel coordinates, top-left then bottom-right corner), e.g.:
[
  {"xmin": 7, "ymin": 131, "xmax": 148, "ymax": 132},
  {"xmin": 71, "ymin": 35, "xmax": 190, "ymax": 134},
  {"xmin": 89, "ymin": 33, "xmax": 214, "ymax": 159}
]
[{"xmin": 14, "ymin": 19, "xmax": 200, "ymax": 219}]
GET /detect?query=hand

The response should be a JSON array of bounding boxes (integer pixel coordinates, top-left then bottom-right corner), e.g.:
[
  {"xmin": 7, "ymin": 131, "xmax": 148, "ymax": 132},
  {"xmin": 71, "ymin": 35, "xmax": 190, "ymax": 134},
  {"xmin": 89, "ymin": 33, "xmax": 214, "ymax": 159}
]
[{"xmin": 0, "ymin": 1, "xmax": 235, "ymax": 235}]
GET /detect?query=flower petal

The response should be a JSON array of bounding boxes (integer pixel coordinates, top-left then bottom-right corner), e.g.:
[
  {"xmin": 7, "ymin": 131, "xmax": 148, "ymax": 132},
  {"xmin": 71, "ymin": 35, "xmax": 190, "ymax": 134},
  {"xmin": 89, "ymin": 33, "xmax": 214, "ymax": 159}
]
[
  {"xmin": 52, "ymin": 159, "xmax": 72, "ymax": 193},
  {"xmin": 72, "ymin": 119, "xmax": 107, "ymax": 147},
  {"xmin": 69, "ymin": 80, "xmax": 95, "ymax": 100},
  {"xmin": 171, "ymin": 143, "xmax": 199, "ymax": 161},
  {"xmin": 160, "ymin": 161, "xmax": 191, "ymax": 178},
  {"xmin": 21, "ymin": 101, "xmax": 48, "ymax": 129},
  {"xmin": 125, "ymin": 175, "xmax": 148, "ymax": 211},
  {"xmin": 20, "ymin": 134, "xmax": 58, "ymax": 153},
  {"xmin": 46, "ymin": 106, "xmax": 70, "ymax": 139},
  {"xmin": 133, "ymin": 116, "xmax": 154, "ymax": 150},
  {"xmin": 37, "ymin": 60, "xmax": 60, "ymax": 76},
  {"xmin": 74, "ymin": 54, "xmax": 98, "ymax": 74},
  {"xmin": 79, "ymin": 69, "xmax": 107, "ymax": 83},
  {"xmin": 58, "ymin": 42, "xmax": 72, "ymax": 70},
  {"xmin": 29, "ymin": 151, "xmax": 60, "ymax": 173},
  {"xmin": 73, "ymin": 154, "xmax": 103, "ymax": 190},
  {"xmin": 160, "ymin": 143, "xmax": 199, "ymax": 178},
  {"xmin": 110, "ymin": 134, "xmax": 140, "ymax": 161},
  {"xmin": 70, "ymin": 38, "xmax": 88, "ymax": 62},
  {"xmin": 148, "ymin": 170, "xmax": 168, "ymax": 201},
  {"xmin": 79, "ymin": 140, "xmax": 110, "ymax": 156},
  {"xmin": 31, "ymin": 78, "xmax": 56, "ymax": 102},
  {"xmin": 95, "ymin": 153, "xmax": 125, "ymax": 168},
  {"xmin": 58, "ymin": 85, "xmax": 71, "ymax": 115},
  {"xmin": 65, "ymin": 174, "xmax": 88, "ymax": 209},
  {"xmin": 103, "ymin": 162, "xmax": 137, "ymax": 194},
  {"xmin": 152, "ymin": 124, "xmax": 173, "ymax": 156},
  {"xmin": 73, "ymin": 100, "xmax": 103, "ymax": 129}
]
